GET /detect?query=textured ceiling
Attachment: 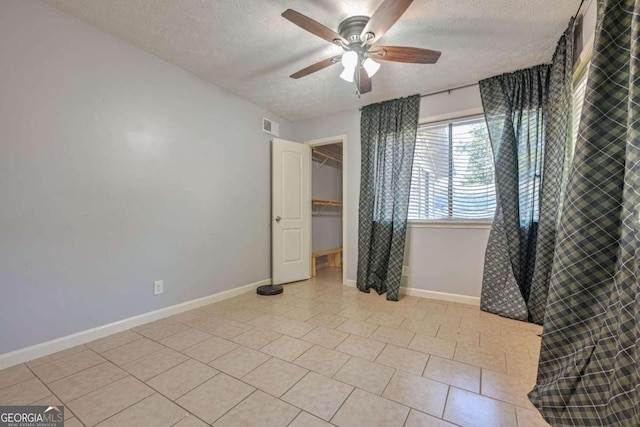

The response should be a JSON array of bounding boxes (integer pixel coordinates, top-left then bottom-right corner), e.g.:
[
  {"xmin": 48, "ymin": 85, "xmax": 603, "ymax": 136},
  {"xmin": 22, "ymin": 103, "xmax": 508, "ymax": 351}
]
[{"xmin": 43, "ymin": 0, "xmax": 580, "ymax": 122}]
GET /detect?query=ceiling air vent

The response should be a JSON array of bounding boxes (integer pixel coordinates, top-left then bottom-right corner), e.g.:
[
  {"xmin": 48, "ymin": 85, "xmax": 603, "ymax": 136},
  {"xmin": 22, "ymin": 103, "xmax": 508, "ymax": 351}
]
[{"xmin": 262, "ymin": 117, "xmax": 280, "ymax": 137}]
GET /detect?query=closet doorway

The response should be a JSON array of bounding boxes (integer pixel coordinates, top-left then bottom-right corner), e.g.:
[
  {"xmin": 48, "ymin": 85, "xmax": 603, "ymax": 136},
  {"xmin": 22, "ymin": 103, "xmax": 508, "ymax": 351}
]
[{"xmin": 306, "ymin": 135, "xmax": 347, "ymax": 285}]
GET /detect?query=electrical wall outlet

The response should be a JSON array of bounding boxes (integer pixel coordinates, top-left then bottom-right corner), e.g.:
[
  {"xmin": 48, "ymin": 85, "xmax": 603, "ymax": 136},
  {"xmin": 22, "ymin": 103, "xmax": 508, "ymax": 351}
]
[
  {"xmin": 402, "ymin": 266, "xmax": 409, "ymax": 276},
  {"xmin": 153, "ymin": 280, "xmax": 164, "ymax": 295}
]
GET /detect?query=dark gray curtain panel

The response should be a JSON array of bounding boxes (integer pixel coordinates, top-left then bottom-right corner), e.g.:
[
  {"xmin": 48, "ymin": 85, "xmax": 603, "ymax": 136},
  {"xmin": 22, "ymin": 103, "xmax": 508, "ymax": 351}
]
[
  {"xmin": 357, "ymin": 95, "xmax": 420, "ymax": 301},
  {"xmin": 479, "ymin": 22, "xmax": 574, "ymax": 323},
  {"xmin": 529, "ymin": 1, "xmax": 640, "ymax": 425},
  {"xmin": 526, "ymin": 21, "xmax": 575, "ymax": 324}
]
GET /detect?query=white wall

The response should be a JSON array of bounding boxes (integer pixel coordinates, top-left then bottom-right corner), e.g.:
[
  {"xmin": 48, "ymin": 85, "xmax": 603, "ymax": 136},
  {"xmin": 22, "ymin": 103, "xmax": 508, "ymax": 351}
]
[
  {"xmin": 402, "ymin": 226, "xmax": 489, "ymax": 297},
  {"xmin": 312, "ymin": 154, "xmax": 342, "ymax": 253},
  {"xmin": 0, "ymin": 1, "xmax": 292, "ymax": 354},
  {"xmin": 294, "ymin": 86, "xmax": 490, "ymax": 298}
]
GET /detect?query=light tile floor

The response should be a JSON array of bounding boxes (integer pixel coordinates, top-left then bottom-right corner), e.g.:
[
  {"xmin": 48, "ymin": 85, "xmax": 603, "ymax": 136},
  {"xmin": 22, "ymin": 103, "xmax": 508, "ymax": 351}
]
[{"xmin": 0, "ymin": 268, "xmax": 551, "ymax": 426}]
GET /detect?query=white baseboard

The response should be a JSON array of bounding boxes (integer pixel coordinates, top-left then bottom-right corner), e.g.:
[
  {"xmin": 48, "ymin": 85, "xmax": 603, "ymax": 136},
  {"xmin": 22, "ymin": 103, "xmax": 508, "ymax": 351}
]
[
  {"xmin": 343, "ymin": 279, "xmax": 479, "ymax": 306},
  {"xmin": 0, "ymin": 278, "xmax": 271, "ymax": 370},
  {"xmin": 399, "ymin": 287, "xmax": 480, "ymax": 306}
]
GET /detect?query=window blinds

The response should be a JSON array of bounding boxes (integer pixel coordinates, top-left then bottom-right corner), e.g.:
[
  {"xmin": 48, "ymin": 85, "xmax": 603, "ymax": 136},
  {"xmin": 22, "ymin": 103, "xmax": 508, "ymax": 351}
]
[{"xmin": 408, "ymin": 117, "xmax": 496, "ymax": 220}]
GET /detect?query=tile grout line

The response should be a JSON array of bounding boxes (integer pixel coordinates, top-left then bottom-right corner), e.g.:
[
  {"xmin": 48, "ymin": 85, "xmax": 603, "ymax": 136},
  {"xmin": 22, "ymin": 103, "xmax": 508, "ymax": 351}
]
[
  {"xmin": 155, "ymin": 364, "xmax": 223, "ymax": 402},
  {"xmin": 277, "ymin": 370, "xmax": 344, "ymax": 420},
  {"xmin": 169, "ymin": 412, "xmax": 207, "ymax": 427},
  {"xmin": 401, "ymin": 404, "xmax": 411, "ymax": 427},
  {"xmin": 440, "ymin": 384, "xmax": 452, "ymax": 420},
  {"xmin": 138, "ymin": 368, "xmax": 224, "ymax": 424},
  {"xmin": 0, "ymin": 368, "xmax": 50, "ymax": 393},
  {"xmin": 49, "ymin": 359, "xmax": 130, "ymax": 395},
  {"xmin": 25, "ymin": 347, "xmax": 109, "ymax": 387},
  {"xmin": 378, "ymin": 363, "xmax": 397, "ymax": 397},
  {"xmin": 210, "ymin": 350, "xmax": 274, "ymax": 381},
  {"xmin": 21, "ymin": 345, "xmax": 90, "ymax": 371},
  {"xmin": 420, "ymin": 354, "xmax": 431, "ymax": 377},
  {"xmin": 205, "ymin": 388, "xmax": 263, "ymax": 425},
  {"xmin": 86, "ymin": 392, "xmax": 167, "ymax": 426},
  {"xmin": 86, "ymin": 333, "xmax": 145, "ymax": 354},
  {"xmin": 27, "ymin": 360, "xmax": 153, "ymax": 426},
  {"xmin": 143, "ymin": 352, "xmax": 214, "ymax": 383},
  {"xmin": 290, "ymin": 345, "xmax": 352, "ymax": 377},
  {"xmin": 328, "ymin": 384, "xmax": 357, "ymax": 425},
  {"xmin": 284, "ymin": 410, "xmax": 303, "ymax": 427},
  {"xmin": 22, "ymin": 363, "xmax": 73, "ymax": 412},
  {"xmin": 100, "ymin": 336, "xmax": 171, "ymax": 364}
]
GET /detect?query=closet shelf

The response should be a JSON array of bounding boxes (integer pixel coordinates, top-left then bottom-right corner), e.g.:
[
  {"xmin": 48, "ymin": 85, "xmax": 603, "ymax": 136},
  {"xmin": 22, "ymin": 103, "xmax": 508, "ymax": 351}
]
[
  {"xmin": 312, "ymin": 148, "xmax": 342, "ymax": 164},
  {"xmin": 312, "ymin": 199, "xmax": 343, "ymax": 207}
]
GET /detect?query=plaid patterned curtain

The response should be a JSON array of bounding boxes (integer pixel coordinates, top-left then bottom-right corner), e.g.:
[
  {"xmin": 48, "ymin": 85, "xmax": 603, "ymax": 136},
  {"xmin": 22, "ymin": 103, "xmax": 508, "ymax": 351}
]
[
  {"xmin": 529, "ymin": 1, "xmax": 640, "ymax": 424},
  {"xmin": 357, "ymin": 95, "xmax": 420, "ymax": 301},
  {"xmin": 479, "ymin": 22, "xmax": 574, "ymax": 323}
]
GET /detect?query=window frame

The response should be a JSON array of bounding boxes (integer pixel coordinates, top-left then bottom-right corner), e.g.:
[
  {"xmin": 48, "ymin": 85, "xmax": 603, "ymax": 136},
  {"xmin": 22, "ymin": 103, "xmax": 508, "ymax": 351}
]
[
  {"xmin": 571, "ymin": 31, "xmax": 593, "ymax": 152},
  {"xmin": 408, "ymin": 108, "xmax": 494, "ymax": 229}
]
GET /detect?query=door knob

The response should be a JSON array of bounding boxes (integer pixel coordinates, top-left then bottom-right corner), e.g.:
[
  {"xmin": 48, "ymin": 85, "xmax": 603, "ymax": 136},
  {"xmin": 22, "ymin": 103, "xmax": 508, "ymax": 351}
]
[{"xmin": 275, "ymin": 216, "xmax": 281, "ymax": 223}]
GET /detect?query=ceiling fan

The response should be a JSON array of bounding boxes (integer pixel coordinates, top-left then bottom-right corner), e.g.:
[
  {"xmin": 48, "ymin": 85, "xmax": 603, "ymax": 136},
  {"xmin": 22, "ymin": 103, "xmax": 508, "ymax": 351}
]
[{"xmin": 282, "ymin": 0, "xmax": 441, "ymax": 95}]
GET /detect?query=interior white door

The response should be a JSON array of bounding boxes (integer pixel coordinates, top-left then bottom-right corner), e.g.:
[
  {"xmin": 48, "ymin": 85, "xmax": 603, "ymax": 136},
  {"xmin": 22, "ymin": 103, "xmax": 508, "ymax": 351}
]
[{"xmin": 272, "ymin": 138, "xmax": 311, "ymax": 285}]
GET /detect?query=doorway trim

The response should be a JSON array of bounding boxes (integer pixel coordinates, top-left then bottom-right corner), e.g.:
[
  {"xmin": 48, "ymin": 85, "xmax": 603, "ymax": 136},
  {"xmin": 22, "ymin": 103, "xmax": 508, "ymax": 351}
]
[{"xmin": 305, "ymin": 135, "xmax": 348, "ymax": 285}]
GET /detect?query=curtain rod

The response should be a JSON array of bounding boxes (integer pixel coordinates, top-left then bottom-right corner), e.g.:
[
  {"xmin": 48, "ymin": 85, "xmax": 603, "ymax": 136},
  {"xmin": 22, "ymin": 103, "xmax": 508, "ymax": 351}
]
[
  {"xmin": 575, "ymin": 0, "xmax": 586, "ymax": 18},
  {"xmin": 385, "ymin": 0, "xmax": 584, "ymax": 103},
  {"xmin": 419, "ymin": 1, "xmax": 586, "ymax": 100},
  {"xmin": 362, "ymin": 1, "xmax": 584, "ymax": 108},
  {"xmin": 358, "ymin": 82, "xmax": 479, "ymax": 111},
  {"xmin": 420, "ymin": 83, "xmax": 479, "ymax": 99}
]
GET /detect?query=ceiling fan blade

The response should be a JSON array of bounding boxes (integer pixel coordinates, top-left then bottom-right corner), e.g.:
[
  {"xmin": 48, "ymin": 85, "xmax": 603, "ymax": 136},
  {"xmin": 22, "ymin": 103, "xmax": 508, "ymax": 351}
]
[
  {"xmin": 282, "ymin": 9, "xmax": 346, "ymax": 44},
  {"xmin": 361, "ymin": 0, "xmax": 413, "ymax": 44},
  {"xmin": 373, "ymin": 46, "xmax": 441, "ymax": 64},
  {"xmin": 357, "ymin": 67, "xmax": 372, "ymax": 94},
  {"xmin": 290, "ymin": 55, "xmax": 341, "ymax": 79}
]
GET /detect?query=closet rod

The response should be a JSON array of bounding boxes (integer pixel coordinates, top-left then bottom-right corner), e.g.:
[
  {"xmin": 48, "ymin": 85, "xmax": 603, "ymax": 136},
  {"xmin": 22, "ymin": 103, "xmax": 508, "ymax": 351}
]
[{"xmin": 312, "ymin": 148, "xmax": 343, "ymax": 164}]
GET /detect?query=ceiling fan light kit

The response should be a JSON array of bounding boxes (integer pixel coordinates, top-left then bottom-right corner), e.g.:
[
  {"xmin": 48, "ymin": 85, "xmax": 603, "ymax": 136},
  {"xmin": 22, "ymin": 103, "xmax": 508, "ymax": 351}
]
[
  {"xmin": 282, "ymin": 0, "xmax": 441, "ymax": 95},
  {"xmin": 341, "ymin": 50, "xmax": 358, "ymax": 69},
  {"xmin": 339, "ymin": 67, "xmax": 355, "ymax": 83},
  {"xmin": 363, "ymin": 58, "xmax": 381, "ymax": 77}
]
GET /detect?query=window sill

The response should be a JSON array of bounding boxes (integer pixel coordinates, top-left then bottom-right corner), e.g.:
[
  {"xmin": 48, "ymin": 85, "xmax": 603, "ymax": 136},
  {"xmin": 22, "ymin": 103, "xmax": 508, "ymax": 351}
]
[{"xmin": 407, "ymin": 220, "xmax": 493, "ymax": 229}]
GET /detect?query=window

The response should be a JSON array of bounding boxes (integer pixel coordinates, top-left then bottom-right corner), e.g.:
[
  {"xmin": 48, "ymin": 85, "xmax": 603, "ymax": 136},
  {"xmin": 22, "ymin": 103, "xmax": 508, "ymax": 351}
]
[
  {"xmin": 408, "ymin": 116, "xmax": 496, "ymax": 221},
  {"xmin": 572, "ymin": 65, "xmax": 589, "ymax": 152}
]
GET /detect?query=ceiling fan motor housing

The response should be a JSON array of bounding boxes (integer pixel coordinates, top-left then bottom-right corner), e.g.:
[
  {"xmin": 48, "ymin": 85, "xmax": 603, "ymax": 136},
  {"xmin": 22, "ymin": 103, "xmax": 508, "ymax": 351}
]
[{"xmin": 337, "ymin": 16, "xmax": 370, "ymax": 44}]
